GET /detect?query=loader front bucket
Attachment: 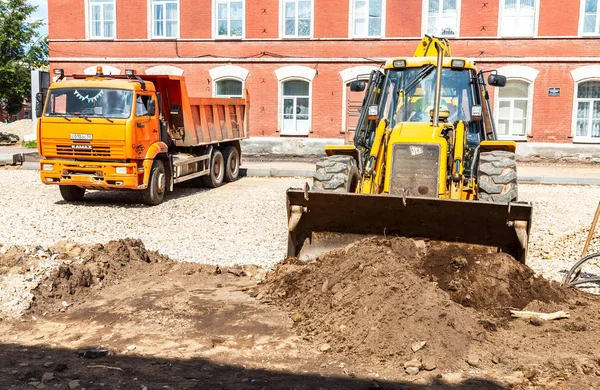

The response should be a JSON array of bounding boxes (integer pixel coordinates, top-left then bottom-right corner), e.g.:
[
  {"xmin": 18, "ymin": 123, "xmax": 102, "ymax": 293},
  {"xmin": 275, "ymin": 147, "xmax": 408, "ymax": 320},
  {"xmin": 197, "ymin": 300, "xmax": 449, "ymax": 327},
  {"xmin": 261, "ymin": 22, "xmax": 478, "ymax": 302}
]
[{"xmin": 286, "ymin": 189, "xmax": 533, "ymax": 263}]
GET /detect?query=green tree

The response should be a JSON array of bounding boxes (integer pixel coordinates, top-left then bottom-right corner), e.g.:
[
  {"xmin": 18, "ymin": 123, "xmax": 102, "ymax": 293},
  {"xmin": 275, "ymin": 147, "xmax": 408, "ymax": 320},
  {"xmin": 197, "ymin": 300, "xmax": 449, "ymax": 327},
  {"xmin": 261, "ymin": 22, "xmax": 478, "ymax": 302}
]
[{"xmin": 0, "ymin": 0, "xmax": 48, "ymax": 117}]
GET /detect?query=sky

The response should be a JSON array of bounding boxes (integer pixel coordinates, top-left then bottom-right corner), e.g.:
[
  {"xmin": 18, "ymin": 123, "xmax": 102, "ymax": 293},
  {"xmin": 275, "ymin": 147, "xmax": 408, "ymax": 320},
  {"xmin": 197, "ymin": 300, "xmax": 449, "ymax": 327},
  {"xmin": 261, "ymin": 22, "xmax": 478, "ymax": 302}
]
[{"xmin": 29, "ymin": 0, "xmax": 48, "ymax": 36}]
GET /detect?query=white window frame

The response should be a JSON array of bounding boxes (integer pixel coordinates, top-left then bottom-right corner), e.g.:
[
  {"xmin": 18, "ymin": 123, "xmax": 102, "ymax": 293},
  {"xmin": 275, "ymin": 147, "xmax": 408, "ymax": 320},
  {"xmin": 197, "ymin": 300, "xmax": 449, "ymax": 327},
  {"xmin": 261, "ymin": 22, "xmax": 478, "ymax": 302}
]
[
  {"xmin": 422, "ymin": 0, "xmax": 461, "ymax": 38},
  {"xmin": 498, "ymin": 0, "xmax": 539, "ymax": 38},
  {"xmin": 349, "ymin": 0, "xmax": 386, "ymax": 38},
  {"xmin": 209, "ymin": 65, "xmax": 249, "ymax": 97},
  {"xmin": 494, "ymin": 79, "xmax": 533, "ymax": 141},
  {"xmin": 149, "ymin": 0, "xmax": 180, "ymax": 39},
  {"xmin": 275, "ymin": 66, "xmax": 316, "ymax": 136},
  {"xmin": 571, "ymin": 65, "xmax": 600, "ymax": 143},
  {"xmin": 214, "ymin": 0, "xmax": 245, "ymax": 39},
  {"xmin": 280, "ymin": 0, "xmax": 314, "ymax": 38},
  {"xmin": 493, "ymin": 66, "xmax": 539, "ymax": 141},
  {"xmin": 85, "ymin": 0, "xmax": 116, "ymax": 40},
  {"xmin": 579, "ymin": 0, "xmax": 600, "ymax": 36},
  {"xmin": 214, "ymin": 78, "xmax": 244, "ymax": 98}
]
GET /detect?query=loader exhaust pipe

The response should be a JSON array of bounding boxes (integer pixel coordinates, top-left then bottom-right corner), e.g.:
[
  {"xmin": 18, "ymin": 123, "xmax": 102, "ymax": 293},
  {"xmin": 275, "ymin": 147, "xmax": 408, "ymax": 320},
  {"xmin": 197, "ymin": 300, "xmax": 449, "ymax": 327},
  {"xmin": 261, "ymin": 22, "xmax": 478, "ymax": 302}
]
[{"xmin": 432, "ymin": 42, "xmax": 444, "ymax": 127}]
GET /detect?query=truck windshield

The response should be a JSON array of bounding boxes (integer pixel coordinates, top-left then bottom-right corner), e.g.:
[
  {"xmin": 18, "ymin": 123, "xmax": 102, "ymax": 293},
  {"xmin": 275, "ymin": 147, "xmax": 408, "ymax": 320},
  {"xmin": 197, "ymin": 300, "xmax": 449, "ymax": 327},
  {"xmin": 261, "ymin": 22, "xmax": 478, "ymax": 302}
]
[
  {"xmin": 380, "ymin": 67, "xmax": 475, "ymax": 127},
  {"xmin": 44, "ymin": 88, "xmax": 133, "ymax": 119}
]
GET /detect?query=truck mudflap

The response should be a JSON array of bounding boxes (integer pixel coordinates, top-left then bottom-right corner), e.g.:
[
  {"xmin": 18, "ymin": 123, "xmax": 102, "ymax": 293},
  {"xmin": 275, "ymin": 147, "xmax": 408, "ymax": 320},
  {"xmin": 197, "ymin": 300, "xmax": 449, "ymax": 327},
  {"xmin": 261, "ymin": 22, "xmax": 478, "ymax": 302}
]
[{"xmin": 286, "ymin": 189, "xmax": 533, "ymax": 264}]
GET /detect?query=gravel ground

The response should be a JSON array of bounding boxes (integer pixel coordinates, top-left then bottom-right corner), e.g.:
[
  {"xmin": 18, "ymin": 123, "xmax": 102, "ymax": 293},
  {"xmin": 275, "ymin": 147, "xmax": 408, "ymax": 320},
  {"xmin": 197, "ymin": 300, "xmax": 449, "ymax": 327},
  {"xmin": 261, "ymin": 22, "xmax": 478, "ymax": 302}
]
[
  {"xmin": 1, "ymin": 169, "xmax": 600, "ymax": 290},
  {"xmin": 0, "ymin": 170, "xmax": 306, "ymax": 267}
]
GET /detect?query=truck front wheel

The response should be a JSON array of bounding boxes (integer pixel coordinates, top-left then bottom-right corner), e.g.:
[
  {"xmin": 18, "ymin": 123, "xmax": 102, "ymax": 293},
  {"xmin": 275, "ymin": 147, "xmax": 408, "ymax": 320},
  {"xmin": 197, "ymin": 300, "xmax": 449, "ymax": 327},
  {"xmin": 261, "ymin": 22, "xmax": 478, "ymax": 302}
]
[
  {"xmin": 223, "ymin": 146, "xmax": 240, "ymax": 182},
  {"xmin": 202, "ymin": 149, "xmax": 224, "ymax": 188},
  {"xmin": 142, "ymin": 159, "xmax": 166, "ymax": 206},
  {"xmin": 59, "ymin": 185, "xmax": 86, "ymax": 202}
]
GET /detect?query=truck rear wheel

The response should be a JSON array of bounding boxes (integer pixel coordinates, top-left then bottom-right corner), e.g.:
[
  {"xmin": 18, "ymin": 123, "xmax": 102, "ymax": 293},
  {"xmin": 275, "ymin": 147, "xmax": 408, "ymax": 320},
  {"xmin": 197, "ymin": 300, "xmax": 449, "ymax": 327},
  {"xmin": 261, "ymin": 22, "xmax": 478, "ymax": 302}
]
[
  {"xmin": 59, "ymin": 185, "xmax": 86, "ymax": 202},
  {"xmin": 312, "ymin": 155, "xmax": 360, "ymax": 193},
  {"xmin": 477, "ymin": 151, "xmax": 518, "ymax": 203},
  {"xmin": 223, "ymin": 145, "xmax": 240, "ymax": 182},
  {"xmin": 142, "ymin": 159, "xmax": 166, "ymax": 206},
  {"xmin": 201, "ymin": 149, "xmax": 224, "ymax": 188}
]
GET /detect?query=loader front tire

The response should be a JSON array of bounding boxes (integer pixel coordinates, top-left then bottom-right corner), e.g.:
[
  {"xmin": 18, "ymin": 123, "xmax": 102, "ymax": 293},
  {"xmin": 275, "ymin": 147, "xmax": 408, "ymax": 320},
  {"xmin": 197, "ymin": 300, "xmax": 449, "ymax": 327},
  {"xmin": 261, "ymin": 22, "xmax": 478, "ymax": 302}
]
[
  {"xmin": 59, "ymin": 185, "xmax": 86, "ymax": 202},
  {"xmin": 312, "ymin": 155, "xmax": 360, "ymax": 193},
  {"xmin": 477, "ymin": 151, "xmax": 518, "ymax": 203}
]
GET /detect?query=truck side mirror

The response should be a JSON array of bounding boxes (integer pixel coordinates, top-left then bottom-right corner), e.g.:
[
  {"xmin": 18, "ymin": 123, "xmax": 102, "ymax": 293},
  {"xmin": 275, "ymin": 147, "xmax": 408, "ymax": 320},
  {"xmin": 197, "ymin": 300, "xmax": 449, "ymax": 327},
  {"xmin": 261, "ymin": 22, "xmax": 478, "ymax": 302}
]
[
  {"xmin": 350, "ymin": 80, "xmax": 366, "ymax": 92},
  {"xmin": 488, "ymin": 74, "xmax": 507, "ymax": 87},
  {"xmin": 35, "ymin": 92, "xmax": 44, "ymax": 117},
  {"xmin": 147, "ymin": 99, "xmax": 156, "ymax": 116}
]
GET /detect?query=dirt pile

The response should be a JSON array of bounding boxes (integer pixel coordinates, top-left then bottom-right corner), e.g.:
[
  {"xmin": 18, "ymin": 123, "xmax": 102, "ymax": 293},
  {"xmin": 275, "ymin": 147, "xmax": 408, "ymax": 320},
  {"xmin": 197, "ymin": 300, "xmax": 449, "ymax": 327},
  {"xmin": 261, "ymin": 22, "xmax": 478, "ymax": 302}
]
[
  {"xmin": 30, "ymin": 239, "xmax": 173, "ymax": 315},
  {"xmin": 259, "ymin": 237, "xmax": 582, "ymax": 371}
]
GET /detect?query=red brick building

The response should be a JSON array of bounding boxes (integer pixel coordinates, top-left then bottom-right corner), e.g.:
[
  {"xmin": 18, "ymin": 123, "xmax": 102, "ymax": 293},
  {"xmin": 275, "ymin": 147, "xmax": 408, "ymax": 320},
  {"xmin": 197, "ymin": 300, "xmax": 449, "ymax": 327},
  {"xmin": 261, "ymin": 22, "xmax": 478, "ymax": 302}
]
[{"xmin": 48, "ymin": 0, "xmax": 600, "ymax": 145}]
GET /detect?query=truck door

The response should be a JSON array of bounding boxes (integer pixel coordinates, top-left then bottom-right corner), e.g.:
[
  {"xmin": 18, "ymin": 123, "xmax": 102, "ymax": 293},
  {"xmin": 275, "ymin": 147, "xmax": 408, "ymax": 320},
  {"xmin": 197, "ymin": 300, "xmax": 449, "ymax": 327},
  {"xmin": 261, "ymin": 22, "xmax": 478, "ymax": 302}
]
[{"xmin": 133, "ymin": 94, "xmax": 159, "ymax": 158}]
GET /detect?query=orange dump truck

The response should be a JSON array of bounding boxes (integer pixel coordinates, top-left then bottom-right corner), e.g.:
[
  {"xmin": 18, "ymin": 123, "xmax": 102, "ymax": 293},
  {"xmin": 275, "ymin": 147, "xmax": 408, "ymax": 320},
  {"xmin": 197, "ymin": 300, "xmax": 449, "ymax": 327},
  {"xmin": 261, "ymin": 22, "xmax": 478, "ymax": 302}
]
[{"xmin": 36, "ymin": 67, "xmax": 248, "ymax": 205}]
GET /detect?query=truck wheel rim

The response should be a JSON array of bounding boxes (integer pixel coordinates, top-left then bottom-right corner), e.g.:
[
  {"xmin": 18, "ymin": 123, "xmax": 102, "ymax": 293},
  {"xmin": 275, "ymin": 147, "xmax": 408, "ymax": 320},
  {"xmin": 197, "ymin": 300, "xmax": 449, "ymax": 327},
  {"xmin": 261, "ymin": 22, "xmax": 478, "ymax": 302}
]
[
  {"xmin": 157, "ymin": 172, "xmax": 166, "ymax": 194},
  {"xmin": 214, "ymin": 158, "xmax": 223, "ymax": 179},
  {"xmin": 230, "ymin": 154, "xmax": 239, "ymax": 175}
]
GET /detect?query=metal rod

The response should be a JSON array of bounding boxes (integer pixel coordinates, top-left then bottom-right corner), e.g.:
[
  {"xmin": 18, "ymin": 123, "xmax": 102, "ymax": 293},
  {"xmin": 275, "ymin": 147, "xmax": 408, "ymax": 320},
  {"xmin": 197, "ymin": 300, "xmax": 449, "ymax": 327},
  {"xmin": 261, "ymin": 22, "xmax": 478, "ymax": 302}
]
[
  {"xmin": 582, "ymin": 201, "xmax": 600, "ymax": 258},
  {"xmin": 432, "ymin": 43, "xmax": 444, "ymax": 127}
]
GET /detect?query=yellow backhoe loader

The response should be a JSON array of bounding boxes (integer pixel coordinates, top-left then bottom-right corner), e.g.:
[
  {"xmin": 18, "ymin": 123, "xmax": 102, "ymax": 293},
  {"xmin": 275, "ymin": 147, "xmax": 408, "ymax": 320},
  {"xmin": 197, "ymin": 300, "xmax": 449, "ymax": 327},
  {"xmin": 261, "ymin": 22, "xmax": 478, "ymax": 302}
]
[{"xmin": 286, "ymin": 36, "xmax": 532, "ymax": 263}]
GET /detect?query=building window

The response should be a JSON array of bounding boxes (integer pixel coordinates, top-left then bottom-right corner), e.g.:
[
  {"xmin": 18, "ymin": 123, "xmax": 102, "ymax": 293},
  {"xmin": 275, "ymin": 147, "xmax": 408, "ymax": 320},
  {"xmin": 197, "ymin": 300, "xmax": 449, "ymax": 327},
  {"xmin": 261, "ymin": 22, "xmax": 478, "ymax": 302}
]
[
  {"xmin": 425, "ymin": 0, "xmax": 459, "ymax": 37},
  {"xmin": 500, "ymin": 0, "xmax": 536, "ymax": 37},
  {"xmin": 582, "ymin": 0, "xmax": 600, "ymax": 34},
  {"xmin": 216, "ymin": 0, "xmax": 243, "ymax": 38},
  {"xmin": 152, "ymin": 0, "xmax": 179, "ymax": 38},
  {"xmin": 575, "ymin": 81, "xmax": 600, "ymax": 139},
  {"xmin": 215, "ymin": 79, "xmax": 243, "ymax": 97},
  {"xmin": 89, "ymin": 0, "xmax": 115, "ymax": 39},
  {"xmin": 351, "ymin": 0, "xmax": 383, "ymax": 37},
  {"xmin": 496, "ymin": 80, "xmax": 531, "ymax": 139},
  {"xmin": 282, "ymin": 0, "xmax": 312, "ymax": 38},
  {"xmin": 24, "ymin": 111, "xmax": 31, "ymax": 120},
  {"xmin": 282, "ymin": 80, "xmax": 310, "ymax": 135}
]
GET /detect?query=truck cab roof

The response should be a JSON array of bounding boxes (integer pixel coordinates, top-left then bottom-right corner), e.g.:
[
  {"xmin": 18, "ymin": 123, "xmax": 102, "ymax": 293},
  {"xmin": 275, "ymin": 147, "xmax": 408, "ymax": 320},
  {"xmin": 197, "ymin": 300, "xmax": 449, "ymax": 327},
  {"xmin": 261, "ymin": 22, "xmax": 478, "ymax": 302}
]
[{"xmin": 384, "ymin": 57, "xmax": 476, "ymax": 70}]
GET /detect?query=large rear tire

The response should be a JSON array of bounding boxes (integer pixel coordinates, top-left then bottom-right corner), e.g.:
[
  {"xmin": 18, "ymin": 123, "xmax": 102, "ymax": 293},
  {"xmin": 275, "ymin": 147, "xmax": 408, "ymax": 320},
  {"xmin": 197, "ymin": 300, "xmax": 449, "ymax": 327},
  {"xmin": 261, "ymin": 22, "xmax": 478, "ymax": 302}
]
[
  {"xmin": 59, "ymin": 185, "xmax": 85, "ymax": 202},
  {"xmin": 477, "ymin": 151, "xmax": 518, "ymax": 202},
  {"xmin": 312, "ymin": 155, "xmax": 360, "ymax": 193},
  {"xmin": 142, "ymin": 160, "xmax": 166, "ymax": 206},
  {"xmin": 223, "ymin": 145, "xmax": 240, "ymax": 182},
  {"xmin": 201, "ymin": 149, "xmax": 225, "ymax": 188}
]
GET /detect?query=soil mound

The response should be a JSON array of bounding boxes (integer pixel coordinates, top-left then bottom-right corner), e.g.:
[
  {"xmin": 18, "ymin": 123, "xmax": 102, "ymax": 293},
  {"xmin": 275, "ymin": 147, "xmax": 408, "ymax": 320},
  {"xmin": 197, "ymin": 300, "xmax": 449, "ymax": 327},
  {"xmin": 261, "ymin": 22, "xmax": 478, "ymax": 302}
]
[
  {"xmin": 30, "ymin": 239, "xmax": 171, "ymax": 315},
  {"xmin": 259, "ymin": 237, "xmax": 576, "ymax": 369}
]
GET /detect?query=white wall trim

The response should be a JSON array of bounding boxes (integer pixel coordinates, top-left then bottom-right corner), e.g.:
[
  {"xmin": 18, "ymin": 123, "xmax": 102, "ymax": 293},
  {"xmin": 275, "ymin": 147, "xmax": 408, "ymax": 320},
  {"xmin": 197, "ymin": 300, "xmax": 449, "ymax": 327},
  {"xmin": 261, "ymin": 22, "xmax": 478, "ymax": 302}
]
[
  {"xmin": 339, "ymin": 65, "xmax": 380, "ymax": 83},
  {"xmin": 209, "ymin": 65, "xmax": 249, "ymax": 81},
  {"xmin": 144, "ymin": 65, "xmax": 184, "ymax": 75},
  {"xmin": 275, "ymin": 65, "xmax": 316, "ymax": 81},
  {"xmin": 83, "ymin": 65, "xmax": 122, "ymax": 75},
  {"xmin": 496, "ymin": 65, "xmax": 539, "ymax": 82},
  {"xmin": 571, "ymin": 65, "xmax": 600, "ymax": 82}
]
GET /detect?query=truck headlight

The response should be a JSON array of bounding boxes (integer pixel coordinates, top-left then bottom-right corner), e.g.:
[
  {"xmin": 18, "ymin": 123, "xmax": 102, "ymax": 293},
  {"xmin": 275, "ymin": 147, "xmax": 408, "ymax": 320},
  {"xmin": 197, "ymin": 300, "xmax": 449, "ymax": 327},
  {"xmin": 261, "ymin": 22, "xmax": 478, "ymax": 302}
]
[
  {"xmin": 42, "ymin": 163, "xmax": 54, "ymax": 171},
  {"xmin": 115, "ymin": 167, "xmax": 128, "ymax": 174}
]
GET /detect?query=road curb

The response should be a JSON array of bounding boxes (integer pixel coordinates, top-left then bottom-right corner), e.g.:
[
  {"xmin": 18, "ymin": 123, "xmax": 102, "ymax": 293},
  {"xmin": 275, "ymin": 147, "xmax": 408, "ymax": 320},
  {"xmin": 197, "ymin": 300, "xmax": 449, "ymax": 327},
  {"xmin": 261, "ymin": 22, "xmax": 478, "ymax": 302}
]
[{"xmin": 19, "ymin": 164, "xmax": 600, "ymax": 185}]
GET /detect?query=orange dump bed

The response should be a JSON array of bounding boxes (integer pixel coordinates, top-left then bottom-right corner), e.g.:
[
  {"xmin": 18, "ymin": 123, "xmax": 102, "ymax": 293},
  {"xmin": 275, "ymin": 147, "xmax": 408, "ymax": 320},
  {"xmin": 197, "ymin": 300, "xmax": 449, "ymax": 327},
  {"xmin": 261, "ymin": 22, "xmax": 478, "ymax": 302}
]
[{"xmin": 143, "ymin": 75, "xmax": 249, "ymax": 147}]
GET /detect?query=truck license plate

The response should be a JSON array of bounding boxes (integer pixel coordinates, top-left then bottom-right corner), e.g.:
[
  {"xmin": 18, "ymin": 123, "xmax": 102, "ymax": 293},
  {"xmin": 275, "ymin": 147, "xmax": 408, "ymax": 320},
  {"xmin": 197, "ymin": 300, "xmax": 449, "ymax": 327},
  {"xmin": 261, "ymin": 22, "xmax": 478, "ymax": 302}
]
[{"xmin": 70, "ymin": 134, "xmax": 93, "ymax": 140}]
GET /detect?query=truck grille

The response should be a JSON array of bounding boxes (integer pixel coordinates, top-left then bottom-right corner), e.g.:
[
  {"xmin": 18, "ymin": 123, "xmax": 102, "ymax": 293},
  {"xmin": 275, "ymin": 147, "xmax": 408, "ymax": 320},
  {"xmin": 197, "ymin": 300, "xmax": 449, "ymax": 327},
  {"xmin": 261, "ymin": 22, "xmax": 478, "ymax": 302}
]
[
  {"xmin": 56, "ymin": 144, "xmax": 111, "ymax": 158},
  {"xmin": 389, "ymin": 144, "xmax": 440, "ymax": 198}
]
